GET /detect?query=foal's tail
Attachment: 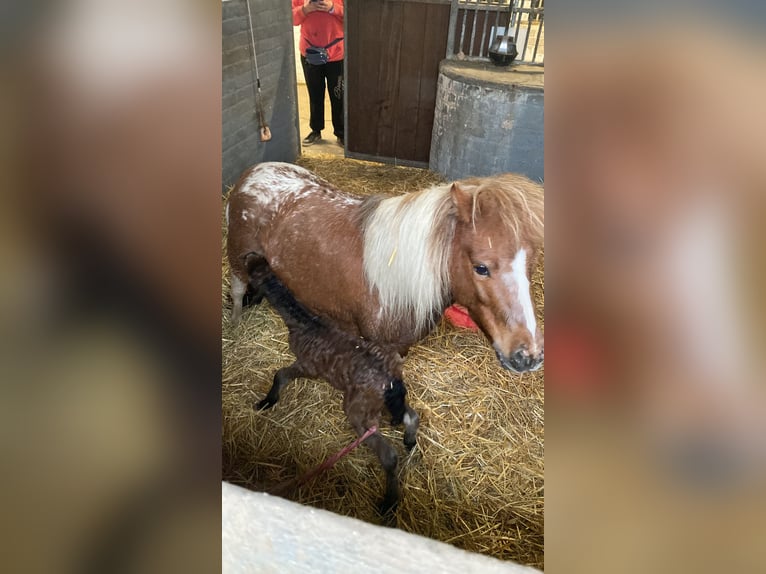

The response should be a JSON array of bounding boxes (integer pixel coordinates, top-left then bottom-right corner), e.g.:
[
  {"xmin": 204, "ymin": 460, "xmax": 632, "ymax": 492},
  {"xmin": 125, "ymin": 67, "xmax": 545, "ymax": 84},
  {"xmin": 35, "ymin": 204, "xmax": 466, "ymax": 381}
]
[{"xmin": 384, "ymin": 378, "xmax": 407, "ymax": 425}]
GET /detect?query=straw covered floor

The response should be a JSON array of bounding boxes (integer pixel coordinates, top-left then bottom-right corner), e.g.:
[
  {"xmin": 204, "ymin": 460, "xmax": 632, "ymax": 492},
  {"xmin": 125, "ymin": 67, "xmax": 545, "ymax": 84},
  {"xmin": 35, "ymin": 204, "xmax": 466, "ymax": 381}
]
[{"xmin": 222, "ymin": 155, "xmax": 544, "ymax": 569}]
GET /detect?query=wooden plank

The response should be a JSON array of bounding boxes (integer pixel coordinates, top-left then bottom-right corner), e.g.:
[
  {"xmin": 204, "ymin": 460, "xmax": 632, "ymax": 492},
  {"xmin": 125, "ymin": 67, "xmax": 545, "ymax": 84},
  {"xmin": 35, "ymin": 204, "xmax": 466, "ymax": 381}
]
[
  {"xmin": 347, "ymin": 0, "xmax": 401, "ymax": 158},
  {"xmin": 372, "ymin": 0, "xmax": 403, "ymax": 158},
  {"xmin": 381, "ymin": 0, "xmax": 450, "ymax": 4},
  {"xmin": 345, "ymin": 0, "xmax": 364, "ymax": 153},
  {"xmin": 347, "ymin": 0, "xmax": 451, "ymax": 164},
  {"xmin": 346, "ymin": 150, "xmax": 428, "ymax": 169},
  {"xmin": 347, "ymin": 0, "xmax": 374, "ymax": 154},
  {"xmin": 393, "ymin": 2, "xmax": 428, "ymax": 161},
  {"xmin": 414, "ymin": 2, "xmax": 451, "ymax": 162},
  {"xmin": 223, "ymin": 483, "xmax": 542, "ymax": 574}
]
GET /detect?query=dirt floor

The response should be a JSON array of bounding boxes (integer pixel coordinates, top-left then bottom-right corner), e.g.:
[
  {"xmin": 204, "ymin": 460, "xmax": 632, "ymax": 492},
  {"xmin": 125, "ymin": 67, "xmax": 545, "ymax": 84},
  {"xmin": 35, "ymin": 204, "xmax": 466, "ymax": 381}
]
[
  {"xmin": 296, "ymin": 81, "xmax": 343, "ymax": 158},
  {"xmin": 222, "ymin": 156, "xmax": 544, "ymax": 569}
]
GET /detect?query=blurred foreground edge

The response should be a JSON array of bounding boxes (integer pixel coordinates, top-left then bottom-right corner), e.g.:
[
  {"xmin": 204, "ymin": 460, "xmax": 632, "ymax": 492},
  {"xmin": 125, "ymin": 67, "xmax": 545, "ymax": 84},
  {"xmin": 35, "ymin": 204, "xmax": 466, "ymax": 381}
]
[{"xmin": 2, "ymin": 2, "xmax": 222, "ymax": 573}]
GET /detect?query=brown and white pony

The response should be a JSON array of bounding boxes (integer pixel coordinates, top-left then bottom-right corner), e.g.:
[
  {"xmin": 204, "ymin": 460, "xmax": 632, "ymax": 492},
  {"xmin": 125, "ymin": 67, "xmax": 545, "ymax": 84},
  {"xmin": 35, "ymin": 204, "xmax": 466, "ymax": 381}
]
[{"xmin": 226, "ymin": 162, "xmax": 544, "ymax": 372}]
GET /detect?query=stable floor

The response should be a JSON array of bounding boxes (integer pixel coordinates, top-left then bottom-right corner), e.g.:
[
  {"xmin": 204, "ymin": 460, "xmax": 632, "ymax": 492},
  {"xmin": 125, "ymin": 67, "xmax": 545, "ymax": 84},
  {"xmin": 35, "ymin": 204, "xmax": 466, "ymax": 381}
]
[
  {"xmin": 222, "ymin": 156, "xmax": 545, "ymax": 569},
  {"xmin": 296, "ymin": 81, "xmax": 344, "ymax": 159}
]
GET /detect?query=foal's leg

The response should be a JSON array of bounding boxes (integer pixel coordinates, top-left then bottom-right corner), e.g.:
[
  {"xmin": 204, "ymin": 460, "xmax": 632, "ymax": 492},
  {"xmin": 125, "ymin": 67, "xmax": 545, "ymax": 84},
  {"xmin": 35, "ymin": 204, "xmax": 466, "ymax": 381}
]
[
  {"xmin": 256, "ymin": 363, "xmax": 305, "ymax": 410},
  {"xmin": 402, "ymin": 405, "xmax": 420, "ymax": 451},
  {"xmin": 382, "ymin": 377, "xmax": 418, "ymax": 451},
  {"xmin": 229, "ymin": 272, "xmax": 248, "ymax": 324},
  {"xmin": 344, "ymin": 392, "xmax": 399, "ymax": 518},
  {"xmin": 359, "ymin": 428, "xmax": 399, "ymax": 517}
]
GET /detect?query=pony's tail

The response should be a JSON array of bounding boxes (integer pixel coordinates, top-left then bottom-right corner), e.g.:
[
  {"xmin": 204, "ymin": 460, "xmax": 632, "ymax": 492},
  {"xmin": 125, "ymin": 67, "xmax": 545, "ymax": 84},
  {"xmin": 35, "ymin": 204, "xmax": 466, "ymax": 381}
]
[{"xmin": 384, "ymin": 378, "xmax": 407, "ymax": 425}]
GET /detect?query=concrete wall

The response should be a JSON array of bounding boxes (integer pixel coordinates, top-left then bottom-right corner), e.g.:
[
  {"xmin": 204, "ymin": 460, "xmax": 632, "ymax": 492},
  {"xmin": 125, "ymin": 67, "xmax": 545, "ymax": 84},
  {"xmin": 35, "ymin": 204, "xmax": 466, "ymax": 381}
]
[
  {"xmin": 222, "ymin": 482, "xmax": 542, "ymax": 574},
  {"xmin": 294, "ymin": 26, "xmax": 306, "ymax": 85},
  {"xmin": 222, "ymin": 0, "xmax": 300, "ymax": 192},
  {"xmin": 429, "ymin": 61, "xmax": 544, "ymax": 182}
]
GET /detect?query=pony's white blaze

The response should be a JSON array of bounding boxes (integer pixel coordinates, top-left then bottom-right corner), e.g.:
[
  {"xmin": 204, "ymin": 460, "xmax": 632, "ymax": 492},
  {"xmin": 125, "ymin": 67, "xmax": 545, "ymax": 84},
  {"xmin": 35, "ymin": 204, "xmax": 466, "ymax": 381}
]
[{"xmin": 505, "ymin": 248, "xmax": 537, "ymax": 341}]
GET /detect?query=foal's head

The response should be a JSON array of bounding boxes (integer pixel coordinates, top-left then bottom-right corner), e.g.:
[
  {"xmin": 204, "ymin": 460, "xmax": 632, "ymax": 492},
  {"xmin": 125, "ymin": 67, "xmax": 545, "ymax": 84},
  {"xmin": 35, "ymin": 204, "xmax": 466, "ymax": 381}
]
[
  {"xmin": 244, "ymin": 252, "xmax": 270, "ymax": 284},
  {"xmin": 448, "ymin": 178, "xmax": 544, "ymax": 373}
]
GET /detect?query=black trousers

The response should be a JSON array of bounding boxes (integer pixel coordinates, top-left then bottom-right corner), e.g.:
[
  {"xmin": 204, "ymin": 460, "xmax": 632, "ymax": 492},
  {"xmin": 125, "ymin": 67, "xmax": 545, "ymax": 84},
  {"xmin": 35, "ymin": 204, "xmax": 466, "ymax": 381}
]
[{"xmin": 301, "ymin": 56, "xmax": 344, "ymax": 139}]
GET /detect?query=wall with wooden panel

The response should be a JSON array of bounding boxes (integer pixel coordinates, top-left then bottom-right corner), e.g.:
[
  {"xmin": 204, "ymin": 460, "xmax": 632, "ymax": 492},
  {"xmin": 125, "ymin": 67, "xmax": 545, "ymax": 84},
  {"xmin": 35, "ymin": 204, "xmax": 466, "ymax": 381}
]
[
  {"xmin": 222, "ymin": 0, "xmax": 300, "ymax": 192},
  {"xmin": 346, "ymin": 0, "xmax": 452, "ymax": 166}
]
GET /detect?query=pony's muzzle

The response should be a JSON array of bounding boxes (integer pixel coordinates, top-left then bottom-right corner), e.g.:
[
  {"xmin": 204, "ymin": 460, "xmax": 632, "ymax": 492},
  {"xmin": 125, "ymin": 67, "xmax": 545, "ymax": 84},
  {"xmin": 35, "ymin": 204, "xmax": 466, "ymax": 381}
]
[{"xmin": 496, "ymin": 347, "xmax": 544, "ymax": 373}]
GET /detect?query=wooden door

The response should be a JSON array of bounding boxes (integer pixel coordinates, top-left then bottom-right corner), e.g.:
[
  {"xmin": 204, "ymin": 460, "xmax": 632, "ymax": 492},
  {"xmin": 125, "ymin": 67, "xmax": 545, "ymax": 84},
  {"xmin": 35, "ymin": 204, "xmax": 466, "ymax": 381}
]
[{"xmin": 346, "ymin": 0, "xmax": 451, "ymax": 167}]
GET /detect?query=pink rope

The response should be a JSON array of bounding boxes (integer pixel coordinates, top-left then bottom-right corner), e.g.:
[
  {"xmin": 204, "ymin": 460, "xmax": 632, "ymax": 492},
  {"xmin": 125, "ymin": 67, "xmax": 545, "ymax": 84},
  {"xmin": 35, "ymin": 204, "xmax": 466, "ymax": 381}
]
[{"xmin": 269, "ymin": 425, "xmax": 378, "ymax": 496}]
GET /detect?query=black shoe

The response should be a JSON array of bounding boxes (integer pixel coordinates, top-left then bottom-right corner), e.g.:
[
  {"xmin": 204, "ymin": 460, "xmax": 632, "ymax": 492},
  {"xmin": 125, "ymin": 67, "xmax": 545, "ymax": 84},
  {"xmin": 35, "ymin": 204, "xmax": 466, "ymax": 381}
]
[
  {"xmin": 303, "ymin": 131, "xmax": 321, "ymax": 145},
  {"xmin": 337, "ymin": 136, "xmax": 344, "ymax": 146}
]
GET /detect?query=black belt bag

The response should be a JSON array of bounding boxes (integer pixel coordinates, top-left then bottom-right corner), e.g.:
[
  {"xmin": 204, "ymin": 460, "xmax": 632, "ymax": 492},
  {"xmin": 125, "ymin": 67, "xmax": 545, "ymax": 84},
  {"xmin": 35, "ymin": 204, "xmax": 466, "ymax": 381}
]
[{"xmin": 305, "ymin": 37, "xmax": 343, "ymax": 66}]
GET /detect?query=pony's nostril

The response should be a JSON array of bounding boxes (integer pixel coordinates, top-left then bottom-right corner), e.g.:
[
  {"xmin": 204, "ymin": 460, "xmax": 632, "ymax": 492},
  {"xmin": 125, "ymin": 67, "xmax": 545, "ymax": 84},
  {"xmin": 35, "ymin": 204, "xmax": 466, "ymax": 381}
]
[
  {"xmin": 509, "ymin": 349, "xmax": 533, "ymax": 371},
  {"xmin": 498, "ymin": 348, "xmax": 543, "ymax": 372}
]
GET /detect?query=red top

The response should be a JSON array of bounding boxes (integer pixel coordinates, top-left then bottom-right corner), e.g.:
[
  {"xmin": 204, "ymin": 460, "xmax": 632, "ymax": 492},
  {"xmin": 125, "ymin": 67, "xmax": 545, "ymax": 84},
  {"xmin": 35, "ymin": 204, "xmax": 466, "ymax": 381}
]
[{"xmin": 292, "ymin": 0, "xmax": 345, "ymax": 62}]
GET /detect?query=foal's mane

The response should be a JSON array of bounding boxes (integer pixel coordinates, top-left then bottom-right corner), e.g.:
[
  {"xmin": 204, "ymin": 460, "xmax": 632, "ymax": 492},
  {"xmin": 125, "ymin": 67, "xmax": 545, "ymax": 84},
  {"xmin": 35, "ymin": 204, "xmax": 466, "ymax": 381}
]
[{"xmin": 361, "ymin": 174, "xmax": 544, "ymax": 333}]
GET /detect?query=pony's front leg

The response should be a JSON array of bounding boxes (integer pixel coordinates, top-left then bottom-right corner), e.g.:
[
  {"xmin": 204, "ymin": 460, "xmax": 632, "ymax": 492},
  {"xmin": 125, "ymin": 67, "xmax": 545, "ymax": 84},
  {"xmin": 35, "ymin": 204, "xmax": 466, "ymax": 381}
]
[{"xmin": 256, "ymin": 363, "xmax": 305, "ymax": 410}]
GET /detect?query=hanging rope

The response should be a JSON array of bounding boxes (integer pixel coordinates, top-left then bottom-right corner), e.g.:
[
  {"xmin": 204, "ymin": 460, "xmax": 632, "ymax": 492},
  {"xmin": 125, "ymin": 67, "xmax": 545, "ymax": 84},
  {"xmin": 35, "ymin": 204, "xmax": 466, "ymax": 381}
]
[{"xmin": 245, "ymin": 0, "xmax": 272, "ymax": 142}]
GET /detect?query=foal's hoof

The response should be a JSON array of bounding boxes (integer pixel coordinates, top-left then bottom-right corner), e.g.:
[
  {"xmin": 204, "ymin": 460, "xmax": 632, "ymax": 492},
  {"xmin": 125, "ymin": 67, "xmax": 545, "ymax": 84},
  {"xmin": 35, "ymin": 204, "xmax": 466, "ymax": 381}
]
[
  {"xmin": 378, "ymin": 496, "xmax": 398, "ymax": 521},
  {"xmin": 380, "ymin": 510, "xmax": 398, "ymax": 528},
  {"xmin": 256, "ymin": 397, "xmax": 277, "ymax": 410}
]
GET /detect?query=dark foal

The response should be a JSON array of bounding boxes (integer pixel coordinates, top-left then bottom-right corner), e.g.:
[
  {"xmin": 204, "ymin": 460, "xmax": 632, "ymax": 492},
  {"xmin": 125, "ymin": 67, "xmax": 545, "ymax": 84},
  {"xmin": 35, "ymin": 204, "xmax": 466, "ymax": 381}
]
[{"xmin": 244, "ymin": 253, "xmax": 420, "ymax": 516}]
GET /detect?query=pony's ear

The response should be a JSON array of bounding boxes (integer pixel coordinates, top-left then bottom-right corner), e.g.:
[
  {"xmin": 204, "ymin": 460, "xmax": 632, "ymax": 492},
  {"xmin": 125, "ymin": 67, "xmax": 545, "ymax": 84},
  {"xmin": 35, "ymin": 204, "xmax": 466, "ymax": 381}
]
[{"xmin": 450, "ymin": 183, "xmax": 473, "ymax": 223}]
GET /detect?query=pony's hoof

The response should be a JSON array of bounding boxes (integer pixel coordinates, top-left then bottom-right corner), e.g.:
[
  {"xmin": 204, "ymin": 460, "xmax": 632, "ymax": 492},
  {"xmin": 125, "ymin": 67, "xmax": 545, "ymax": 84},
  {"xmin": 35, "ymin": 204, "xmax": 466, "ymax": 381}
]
[{"xmin": 256, "ymin": 398, "xmax": 276, "ymax": 410}]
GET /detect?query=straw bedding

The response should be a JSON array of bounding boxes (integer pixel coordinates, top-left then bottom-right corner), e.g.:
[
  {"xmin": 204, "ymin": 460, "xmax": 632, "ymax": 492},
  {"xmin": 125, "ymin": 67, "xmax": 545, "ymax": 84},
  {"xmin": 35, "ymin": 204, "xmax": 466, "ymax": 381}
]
[{"xmin": 221, "ymin": 156, "xmax": 544, "ymax": 569}]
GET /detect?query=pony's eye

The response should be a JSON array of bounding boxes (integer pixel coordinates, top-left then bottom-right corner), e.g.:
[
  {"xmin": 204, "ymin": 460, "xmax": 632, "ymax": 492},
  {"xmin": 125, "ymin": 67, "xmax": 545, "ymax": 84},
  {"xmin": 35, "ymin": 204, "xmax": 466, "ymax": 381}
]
[{"xmin": 473, "ymin": 264, "xmax": 490, "ymax": 277}]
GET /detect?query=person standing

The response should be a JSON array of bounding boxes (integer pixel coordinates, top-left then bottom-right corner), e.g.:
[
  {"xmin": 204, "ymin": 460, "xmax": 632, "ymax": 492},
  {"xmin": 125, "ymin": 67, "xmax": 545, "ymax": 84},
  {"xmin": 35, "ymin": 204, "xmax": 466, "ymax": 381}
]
[{"xmin": 293, "ymin": 0, "xmax": 344, "ymax": 146}]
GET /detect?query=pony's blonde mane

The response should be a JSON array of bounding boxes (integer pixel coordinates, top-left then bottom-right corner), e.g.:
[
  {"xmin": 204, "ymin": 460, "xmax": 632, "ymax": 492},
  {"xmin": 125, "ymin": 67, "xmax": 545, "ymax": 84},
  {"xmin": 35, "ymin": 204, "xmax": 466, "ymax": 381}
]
[
  {"xmin": 362, "ymin": 174, "xmax": 544, "ymax": 333},
  {"xmin": 362, "ymin": 185, "xmax": 455, "ymax": 333}
]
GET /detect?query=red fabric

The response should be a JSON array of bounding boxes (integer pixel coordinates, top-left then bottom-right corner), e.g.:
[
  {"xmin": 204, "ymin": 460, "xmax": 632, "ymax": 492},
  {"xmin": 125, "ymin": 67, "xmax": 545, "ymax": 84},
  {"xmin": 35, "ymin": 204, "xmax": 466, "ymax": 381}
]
[
  {"xmin": 545, "ymin": 322, "xmax": 607, "ymax": 399},
  {"xmin": 444, "ymin": 304, "xmax": 479, "ymax": 331},
  {"xmin": 292, "ymin": 0, "xmax": 345, "ymax": 62}
]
